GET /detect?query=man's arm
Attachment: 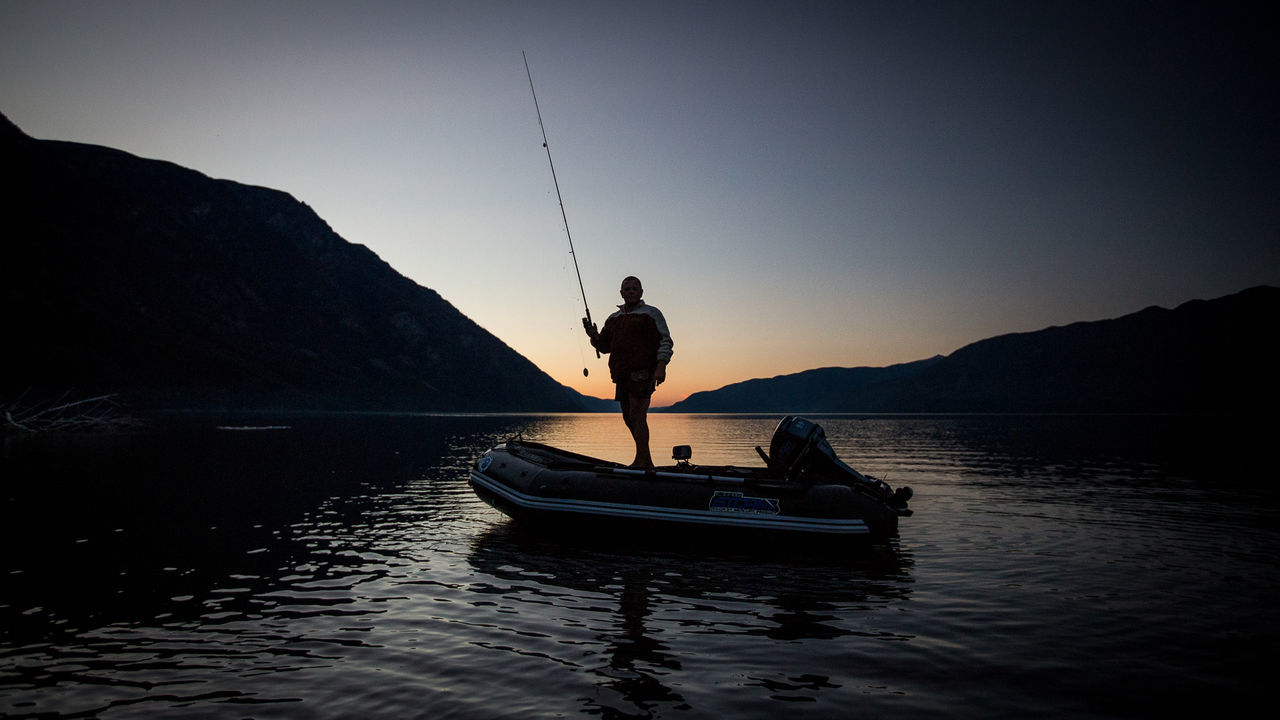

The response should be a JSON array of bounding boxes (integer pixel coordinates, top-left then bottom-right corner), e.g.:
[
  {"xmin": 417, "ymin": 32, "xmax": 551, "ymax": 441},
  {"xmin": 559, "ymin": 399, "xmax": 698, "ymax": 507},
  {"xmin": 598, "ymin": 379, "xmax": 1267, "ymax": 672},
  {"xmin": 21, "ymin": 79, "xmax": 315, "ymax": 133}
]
[
  {"xmin": 651, "ymin": 308, "xmax": 672, "ymax": 385},
  {"xmin": 585, "ymin": 316, "xmax": 611, "ymax": 353}
]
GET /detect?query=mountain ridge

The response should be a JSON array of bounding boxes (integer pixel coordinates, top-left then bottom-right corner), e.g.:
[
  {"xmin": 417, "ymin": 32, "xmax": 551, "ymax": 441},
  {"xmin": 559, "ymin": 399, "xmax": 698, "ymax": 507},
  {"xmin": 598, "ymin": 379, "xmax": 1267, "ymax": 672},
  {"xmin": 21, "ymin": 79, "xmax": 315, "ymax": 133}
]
[
  {"xmin": 663, "ymin": 286, "xmax": 1278, "ymax": 414},
  {"xmin": 6, "ymin": 112, "xmax": 1272, "ymax": 416},
  {"xmin": 2, "ymin": 111, "xmax": 586, "ymax": 412}
]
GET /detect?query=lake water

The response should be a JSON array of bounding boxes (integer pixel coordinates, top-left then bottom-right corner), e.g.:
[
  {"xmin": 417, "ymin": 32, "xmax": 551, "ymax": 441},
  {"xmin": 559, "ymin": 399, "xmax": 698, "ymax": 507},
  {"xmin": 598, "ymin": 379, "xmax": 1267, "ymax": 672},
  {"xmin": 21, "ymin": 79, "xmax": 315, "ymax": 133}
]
[{"xmin": 2, "ymin": 413, "xmax": 1276, "ymax": 718}]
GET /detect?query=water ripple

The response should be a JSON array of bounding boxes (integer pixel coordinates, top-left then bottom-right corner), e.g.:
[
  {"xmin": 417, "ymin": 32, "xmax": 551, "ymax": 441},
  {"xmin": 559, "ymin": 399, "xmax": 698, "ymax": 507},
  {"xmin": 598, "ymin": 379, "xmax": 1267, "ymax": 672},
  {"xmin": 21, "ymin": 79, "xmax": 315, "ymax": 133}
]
[{"xmin": 3, "ymin": 414, "xmax": 1277, "ymax": 718}]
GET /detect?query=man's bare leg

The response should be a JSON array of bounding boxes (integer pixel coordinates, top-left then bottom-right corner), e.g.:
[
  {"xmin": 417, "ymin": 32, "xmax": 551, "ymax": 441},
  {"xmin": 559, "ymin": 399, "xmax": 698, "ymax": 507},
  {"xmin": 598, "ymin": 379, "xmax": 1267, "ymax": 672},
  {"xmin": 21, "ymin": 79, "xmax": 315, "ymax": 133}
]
[{"xmin": 620, "ymin": 393, "xmax": 654, "ymax": 468}]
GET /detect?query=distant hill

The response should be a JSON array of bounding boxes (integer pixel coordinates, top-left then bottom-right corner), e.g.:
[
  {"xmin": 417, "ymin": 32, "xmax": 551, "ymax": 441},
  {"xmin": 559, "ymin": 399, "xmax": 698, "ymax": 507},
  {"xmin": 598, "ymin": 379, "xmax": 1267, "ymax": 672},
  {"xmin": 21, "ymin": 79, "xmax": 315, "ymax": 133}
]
[
  {"xmin": 574, "ymin": 393, "xmax": 621, "ymax": 413},
  {"xmin": 664, "ymin": 286, "xmax": 1279, "ymax": 414},
  {"xmin": 7, "ymin": 112, "xmax": 1273, "ymax": 416},
  {"xmin": 1, "ymin": 112, "xmax": 585, "ymax": 412},
  {"xmin": 663, "ymin": 358, "xmax": 944, "ymax": 413}
]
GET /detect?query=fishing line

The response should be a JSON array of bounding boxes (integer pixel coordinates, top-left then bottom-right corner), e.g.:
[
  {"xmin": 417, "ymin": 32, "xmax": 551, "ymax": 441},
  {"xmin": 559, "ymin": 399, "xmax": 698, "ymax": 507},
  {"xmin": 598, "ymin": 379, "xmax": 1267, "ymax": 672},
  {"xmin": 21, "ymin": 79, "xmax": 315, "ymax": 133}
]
[
  {"xmin": 561, "ymin": 257, "xmax": 590, "ymax": 377},
  {"xmin": 523, "ymin": 51, "xmax": 598, "ymax": 376}
]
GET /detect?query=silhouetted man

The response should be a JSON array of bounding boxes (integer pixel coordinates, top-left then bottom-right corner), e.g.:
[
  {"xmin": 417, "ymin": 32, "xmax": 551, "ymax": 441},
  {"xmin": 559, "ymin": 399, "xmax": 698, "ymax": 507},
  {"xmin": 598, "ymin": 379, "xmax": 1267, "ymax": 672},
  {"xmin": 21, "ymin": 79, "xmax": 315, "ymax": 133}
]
[{"xmin": 584, "ymin": 276, "xmax": 673, "ymax": 468}]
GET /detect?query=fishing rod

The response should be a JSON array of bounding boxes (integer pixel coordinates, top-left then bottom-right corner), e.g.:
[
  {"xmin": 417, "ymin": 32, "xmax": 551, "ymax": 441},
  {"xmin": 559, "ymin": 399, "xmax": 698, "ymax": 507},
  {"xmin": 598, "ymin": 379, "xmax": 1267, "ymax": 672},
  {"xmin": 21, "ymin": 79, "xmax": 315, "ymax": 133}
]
[{"xmin": 523, "ymin": 51, "xmax": 599, "ymax": 373}]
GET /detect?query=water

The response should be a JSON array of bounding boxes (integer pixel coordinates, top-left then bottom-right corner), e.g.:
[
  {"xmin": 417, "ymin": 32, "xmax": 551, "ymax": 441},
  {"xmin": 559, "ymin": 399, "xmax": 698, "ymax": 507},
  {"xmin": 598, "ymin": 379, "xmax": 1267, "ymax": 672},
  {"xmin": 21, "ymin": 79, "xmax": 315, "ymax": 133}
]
[{"xmin": 2, "ymin": 413, "xmax": 1276, "ymax": 718}]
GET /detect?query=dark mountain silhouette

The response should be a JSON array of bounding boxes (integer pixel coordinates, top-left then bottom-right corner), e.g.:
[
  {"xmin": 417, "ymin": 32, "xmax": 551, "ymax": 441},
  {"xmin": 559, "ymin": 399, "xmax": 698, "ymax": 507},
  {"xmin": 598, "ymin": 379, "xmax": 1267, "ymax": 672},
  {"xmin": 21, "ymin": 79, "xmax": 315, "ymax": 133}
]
[
  {"xmin": 661, "ymin": 358, "xmax": 944, "ymax": 413},
  {"xmin": 6, "ymin": 112, "xmax": 1273, "ymax": 416},
  {"xmin": 665, "ymin": 286, "xmax": 1279, "ymax": 414},
  {"xmin": 1, "ymin": 112, "xmax": 586, "ymax": 412}
]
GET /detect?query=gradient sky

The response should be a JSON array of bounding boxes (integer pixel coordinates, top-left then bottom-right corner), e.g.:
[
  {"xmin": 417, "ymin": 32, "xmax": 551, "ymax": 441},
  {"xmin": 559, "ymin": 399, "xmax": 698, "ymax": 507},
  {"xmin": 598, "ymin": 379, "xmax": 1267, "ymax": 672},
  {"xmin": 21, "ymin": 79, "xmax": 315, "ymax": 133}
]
[{"xmin": 3, "ymin": 1, "xmax": 1276, "ymax": 406}]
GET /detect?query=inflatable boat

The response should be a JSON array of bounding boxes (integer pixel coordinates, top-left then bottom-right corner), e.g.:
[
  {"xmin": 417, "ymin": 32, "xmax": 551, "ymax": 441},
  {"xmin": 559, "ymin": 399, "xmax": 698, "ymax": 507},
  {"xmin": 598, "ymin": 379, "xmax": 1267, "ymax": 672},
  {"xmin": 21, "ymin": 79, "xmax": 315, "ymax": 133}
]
[{"xmin": 469, "ymin": 416, "xmax": 913, "ymax": 541}]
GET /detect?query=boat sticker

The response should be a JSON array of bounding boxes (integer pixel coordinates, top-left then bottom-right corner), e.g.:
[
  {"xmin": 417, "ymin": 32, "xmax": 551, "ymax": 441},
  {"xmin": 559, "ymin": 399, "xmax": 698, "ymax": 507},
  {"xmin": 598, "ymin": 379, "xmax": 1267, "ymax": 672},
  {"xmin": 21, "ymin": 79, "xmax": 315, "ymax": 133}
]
[
  {"xmin": 478, "ymin": 455, "xmax": 493, "ymax": 473},
  {"xmin": 709, "ymin": 491, "xmax": 781, "ymax": 515}
]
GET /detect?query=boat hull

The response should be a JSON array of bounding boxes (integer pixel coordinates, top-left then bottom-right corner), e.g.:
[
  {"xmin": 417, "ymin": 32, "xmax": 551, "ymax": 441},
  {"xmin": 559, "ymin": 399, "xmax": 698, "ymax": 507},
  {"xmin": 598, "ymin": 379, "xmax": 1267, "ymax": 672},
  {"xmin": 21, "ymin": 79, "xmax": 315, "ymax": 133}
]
[{"xmin": 469, "ymin": 440, "xmax": 904, "ymax": 541}]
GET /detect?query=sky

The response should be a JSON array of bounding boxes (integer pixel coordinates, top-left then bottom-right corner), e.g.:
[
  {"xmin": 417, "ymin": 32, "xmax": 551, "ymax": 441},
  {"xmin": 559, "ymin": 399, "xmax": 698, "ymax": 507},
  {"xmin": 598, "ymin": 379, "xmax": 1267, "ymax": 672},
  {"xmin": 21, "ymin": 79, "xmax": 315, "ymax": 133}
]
[{"xmin": 3, "ymin": 1, "xmax": 1276, "ymax": 407}]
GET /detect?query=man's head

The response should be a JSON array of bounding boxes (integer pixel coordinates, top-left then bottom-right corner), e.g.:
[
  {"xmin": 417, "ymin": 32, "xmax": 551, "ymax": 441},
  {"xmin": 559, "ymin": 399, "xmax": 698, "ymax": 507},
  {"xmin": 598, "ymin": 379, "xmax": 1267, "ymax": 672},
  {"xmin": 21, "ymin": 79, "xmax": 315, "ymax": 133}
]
[{"xmin": 620, "ymin": 276, "xmax": 643, "ymax": 308}]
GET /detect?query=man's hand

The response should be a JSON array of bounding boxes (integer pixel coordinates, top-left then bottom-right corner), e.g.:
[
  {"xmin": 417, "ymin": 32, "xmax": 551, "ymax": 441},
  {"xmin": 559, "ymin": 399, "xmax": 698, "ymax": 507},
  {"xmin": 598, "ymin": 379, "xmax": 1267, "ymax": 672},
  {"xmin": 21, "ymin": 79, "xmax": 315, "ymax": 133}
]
[
  {"xmin": 582, "ymin": 317, "xmax": 598, "ymax": 339},
  {"xmin": 654, "ymin": 360, "xmax": 667, "ymax": 386}
]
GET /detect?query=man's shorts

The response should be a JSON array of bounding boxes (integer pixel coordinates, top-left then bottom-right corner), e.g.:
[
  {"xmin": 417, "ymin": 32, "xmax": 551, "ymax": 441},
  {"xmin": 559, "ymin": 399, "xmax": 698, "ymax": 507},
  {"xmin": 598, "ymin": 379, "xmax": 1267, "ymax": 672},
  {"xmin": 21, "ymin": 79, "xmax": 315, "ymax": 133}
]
[{"xmin": 614, "ymin": 368, "xmax": 656, "ymax": 401}]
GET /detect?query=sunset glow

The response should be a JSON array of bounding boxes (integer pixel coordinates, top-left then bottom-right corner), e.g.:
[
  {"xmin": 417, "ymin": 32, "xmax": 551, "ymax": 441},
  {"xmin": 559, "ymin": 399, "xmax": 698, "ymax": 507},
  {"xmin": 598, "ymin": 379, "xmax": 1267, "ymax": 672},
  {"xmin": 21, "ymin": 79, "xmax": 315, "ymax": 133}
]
[{"xmin": 3, "ymin": 2, "xmax": 1274, "ymax": 408}]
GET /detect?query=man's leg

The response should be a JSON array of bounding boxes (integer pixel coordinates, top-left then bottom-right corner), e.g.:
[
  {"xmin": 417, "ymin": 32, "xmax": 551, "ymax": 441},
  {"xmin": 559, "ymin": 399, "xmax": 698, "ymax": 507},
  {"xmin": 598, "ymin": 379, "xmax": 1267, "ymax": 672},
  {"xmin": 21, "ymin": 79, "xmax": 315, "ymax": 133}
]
[{"xmin": 621, "ymin": 392, "xmax": 653, "ymax": 468}]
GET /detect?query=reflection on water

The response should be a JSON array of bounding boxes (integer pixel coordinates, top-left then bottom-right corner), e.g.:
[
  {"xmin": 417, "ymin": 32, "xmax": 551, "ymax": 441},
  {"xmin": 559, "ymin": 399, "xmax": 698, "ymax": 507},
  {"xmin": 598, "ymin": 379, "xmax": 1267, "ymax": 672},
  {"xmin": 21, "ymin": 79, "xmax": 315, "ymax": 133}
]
[
  {"xmin": 466, "ymin": 522, "xmax": 912, "ymax": 716},
  {"xmin": 516, "ymin": 413, "xmax": 782, "ymax": 467},
  {"xmin": 2, "ymin": 413, "xmax": 1277, "ymax": 718}
]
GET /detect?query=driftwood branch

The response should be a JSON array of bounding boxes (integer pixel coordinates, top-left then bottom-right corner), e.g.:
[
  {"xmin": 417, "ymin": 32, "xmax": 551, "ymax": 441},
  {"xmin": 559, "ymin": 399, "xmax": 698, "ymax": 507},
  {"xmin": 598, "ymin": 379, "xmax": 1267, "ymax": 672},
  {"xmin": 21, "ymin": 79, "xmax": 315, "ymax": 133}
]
[{"xmin": 2, "ymin": 391, "xmax": 142, "ymax": 433}]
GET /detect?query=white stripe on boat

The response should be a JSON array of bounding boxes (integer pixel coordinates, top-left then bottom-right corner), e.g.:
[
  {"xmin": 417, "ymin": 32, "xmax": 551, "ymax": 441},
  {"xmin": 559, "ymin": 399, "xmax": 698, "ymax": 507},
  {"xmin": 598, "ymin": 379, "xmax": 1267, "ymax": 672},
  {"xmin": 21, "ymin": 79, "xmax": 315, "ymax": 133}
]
[{"xmin": 469, "ymin": 471, "xmax": 869, "ymax": 535}]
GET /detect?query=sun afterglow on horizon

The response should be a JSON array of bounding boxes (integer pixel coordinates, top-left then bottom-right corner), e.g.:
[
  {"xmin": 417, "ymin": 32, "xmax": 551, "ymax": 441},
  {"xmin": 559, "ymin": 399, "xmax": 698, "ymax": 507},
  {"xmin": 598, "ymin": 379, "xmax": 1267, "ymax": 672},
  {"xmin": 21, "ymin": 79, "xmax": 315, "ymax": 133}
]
[{"xmin": 2, "ymin": 1, "xmax": 1275, "ymax": 409}]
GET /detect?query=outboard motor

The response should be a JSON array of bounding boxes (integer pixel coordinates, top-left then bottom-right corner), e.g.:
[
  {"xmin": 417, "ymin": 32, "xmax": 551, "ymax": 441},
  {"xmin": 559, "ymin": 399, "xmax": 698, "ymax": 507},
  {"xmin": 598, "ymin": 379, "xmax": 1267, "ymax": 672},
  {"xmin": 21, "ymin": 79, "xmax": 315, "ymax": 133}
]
[
  {"xmin": 768, "ymin": 416, "xmax": 865, "ymax": 484},
  {"xmin": 768, "ymin": 416, "xmax": 817, "ymax": 480},
  {"xmin": 767, "ymin": 417, "xmax": 913, "ymax": 515}
]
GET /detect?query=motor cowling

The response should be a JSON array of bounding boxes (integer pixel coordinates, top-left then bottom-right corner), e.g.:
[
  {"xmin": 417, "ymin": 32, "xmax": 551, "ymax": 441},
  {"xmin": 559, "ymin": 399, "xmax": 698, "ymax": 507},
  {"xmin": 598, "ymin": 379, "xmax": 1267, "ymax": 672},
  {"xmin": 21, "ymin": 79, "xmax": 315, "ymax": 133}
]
[
  {"xmin": 767, "ymin": 416, "xmax": 823, "ymax": 480},
  {"xmin": 768, "ymin": 416, "xmax": 859, "ymax": 484},
  {"xmin": 892, "ymin": 486, "xmax": 913, "ymax": 510},
  {"xmin": 768, "ymin": 417, "xmax": 913, "ymax": 514}
]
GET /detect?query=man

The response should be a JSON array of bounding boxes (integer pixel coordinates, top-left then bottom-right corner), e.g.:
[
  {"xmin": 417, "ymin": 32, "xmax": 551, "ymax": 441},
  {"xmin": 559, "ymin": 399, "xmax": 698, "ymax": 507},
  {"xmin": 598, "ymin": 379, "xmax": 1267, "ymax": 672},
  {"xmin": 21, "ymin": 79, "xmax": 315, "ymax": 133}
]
[{"xmin": 584, "ymin": 276, "xmax": 673, "ymax": 468}]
